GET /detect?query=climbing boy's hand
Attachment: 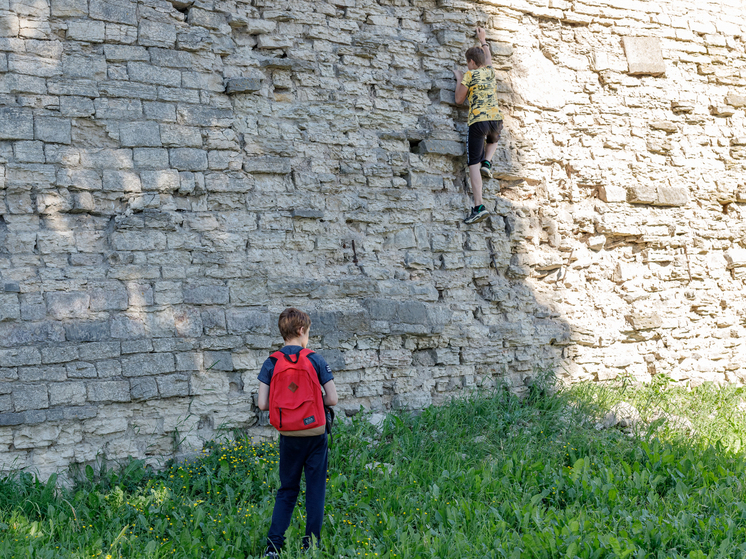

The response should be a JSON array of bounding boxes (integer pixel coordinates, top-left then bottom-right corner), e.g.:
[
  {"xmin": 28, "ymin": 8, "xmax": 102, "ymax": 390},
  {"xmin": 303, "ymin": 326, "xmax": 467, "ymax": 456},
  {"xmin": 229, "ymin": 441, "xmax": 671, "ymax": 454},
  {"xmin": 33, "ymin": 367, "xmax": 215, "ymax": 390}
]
[
  {"xmin": 453, "ymin": 68, "xmax": 464, "ymax": 81},
  {"xmin": 476, "ymin": 26, "xmax": 487, "ymax": 44}
]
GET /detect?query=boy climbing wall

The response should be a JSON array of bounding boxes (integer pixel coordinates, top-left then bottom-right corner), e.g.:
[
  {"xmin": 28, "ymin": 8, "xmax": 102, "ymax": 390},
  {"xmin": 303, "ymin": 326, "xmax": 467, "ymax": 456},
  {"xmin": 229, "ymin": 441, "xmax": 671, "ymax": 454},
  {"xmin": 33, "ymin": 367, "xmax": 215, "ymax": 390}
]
[{"xmin": 453, "ymin": 26, "xmax": 504, "ymax": 224}]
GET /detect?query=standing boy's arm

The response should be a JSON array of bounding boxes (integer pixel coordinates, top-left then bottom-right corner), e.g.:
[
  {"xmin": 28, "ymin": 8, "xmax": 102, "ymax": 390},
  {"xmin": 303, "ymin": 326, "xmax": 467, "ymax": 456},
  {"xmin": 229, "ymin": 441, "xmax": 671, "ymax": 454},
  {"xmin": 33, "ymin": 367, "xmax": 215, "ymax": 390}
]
[
  {"xmin": 257, "ymin": 381, "xmax": 270, "ymax": 411},
  {"xmin": 476, "ymin": 26, "xmax": 492, "ymax": 66},
  {"xmin": 322, "ymin": 380, "xmax": 338, "ymax": 406}
]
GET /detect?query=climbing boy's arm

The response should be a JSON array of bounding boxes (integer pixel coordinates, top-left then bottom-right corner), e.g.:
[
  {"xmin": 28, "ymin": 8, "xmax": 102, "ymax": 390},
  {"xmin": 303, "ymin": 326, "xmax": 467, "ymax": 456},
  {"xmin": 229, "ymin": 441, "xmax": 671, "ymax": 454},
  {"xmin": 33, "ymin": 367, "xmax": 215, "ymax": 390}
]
[
  {"xmin": 453, "ymin": 69, "xmax": 468, "ymax": 105},
  {"xmin": 476, "ymin": 26, "xmax": 492, "ymax": 67},
  {"xmin": 322, "ymin": 380, "xmax": 338, "ymax": 406},
  {"xmin": 257, "ymin": 381, "xmax": 269, "ymax": 411}
]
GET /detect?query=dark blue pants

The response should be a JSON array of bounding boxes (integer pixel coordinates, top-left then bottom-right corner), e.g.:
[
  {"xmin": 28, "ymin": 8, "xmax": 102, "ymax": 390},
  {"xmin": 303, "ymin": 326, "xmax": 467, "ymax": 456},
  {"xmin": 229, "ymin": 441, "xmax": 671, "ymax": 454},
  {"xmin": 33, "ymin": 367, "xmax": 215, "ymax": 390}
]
[{"xmin": 266, "ymin": 433, "xmax": 328, "ymax": 551}]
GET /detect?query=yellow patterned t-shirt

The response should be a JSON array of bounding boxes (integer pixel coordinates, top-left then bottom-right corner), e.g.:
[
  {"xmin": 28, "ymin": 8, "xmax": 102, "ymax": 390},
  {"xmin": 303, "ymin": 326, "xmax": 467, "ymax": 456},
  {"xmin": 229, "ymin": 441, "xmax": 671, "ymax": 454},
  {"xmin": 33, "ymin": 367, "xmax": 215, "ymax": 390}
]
[{"xmin": 461, "ymin": 66, "xmax": 503, "ymax": 127}]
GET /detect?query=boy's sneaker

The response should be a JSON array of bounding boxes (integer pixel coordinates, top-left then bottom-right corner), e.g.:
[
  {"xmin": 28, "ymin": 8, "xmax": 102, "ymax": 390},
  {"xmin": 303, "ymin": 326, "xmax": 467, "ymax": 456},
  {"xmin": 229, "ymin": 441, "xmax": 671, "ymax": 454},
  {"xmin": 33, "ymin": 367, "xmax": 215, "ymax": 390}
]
[
  {"xmin": 264, "ymin": 548, "xmax": 280, "ymax": 558},
  {"xmin": 464, "ymin": 205, "xmax": 489, "ymax": 224},
  {"xmin": 480, "ymin": 160, "xmax": 493, "ymax": 179}
]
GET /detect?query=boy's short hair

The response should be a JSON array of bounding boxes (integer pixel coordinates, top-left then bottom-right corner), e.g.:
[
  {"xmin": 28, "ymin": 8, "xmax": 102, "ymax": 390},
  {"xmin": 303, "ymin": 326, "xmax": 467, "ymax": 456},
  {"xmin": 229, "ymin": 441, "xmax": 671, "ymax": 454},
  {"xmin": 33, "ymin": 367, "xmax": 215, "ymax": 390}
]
[
  {"xmin": 278, "ymin": 307, "xmax": 311, "ymax": 340},
  {"xmin": 465, "ymin": 46, "xmax": 486, "ymax": 67}
]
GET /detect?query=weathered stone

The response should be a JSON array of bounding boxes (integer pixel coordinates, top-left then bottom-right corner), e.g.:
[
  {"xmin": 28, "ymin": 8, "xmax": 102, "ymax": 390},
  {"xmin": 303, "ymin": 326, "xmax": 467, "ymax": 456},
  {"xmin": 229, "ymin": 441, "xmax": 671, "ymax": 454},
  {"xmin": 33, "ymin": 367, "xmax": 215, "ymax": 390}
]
[
  {"xmin": 122, "ymin": 353, "xmax": 175, "ymax": 377},
  {"xmin": 0, "ymin": 347, "xmax": 41, "ymax": 367},
  {"xmin": 87, "ymin": 380, "xmax": 130, "ymax": 402},
  {"xmin": 625, "ymin": 313, "xmax": 662, "ymax": 331},
  {"xmin": 157, "ymin": 373, "xmax": 189, "ymax": 398},
  {"xmin": 49, "ymin": 382, "xmax": 87, "ymax": 406},
  {"xmin": 13, "ymin": 384, "xmax": 49, "ymax": 411},
  {"xmin": 415, "ymin": 139, "xmax": 464, "ymax": 156},
  {"xmin": 130, "ymin": 377, "xmax": 158, "ymax": 400},
  {"xmin": 225, "ymin": 77, "xmax": 262, "ymax": 94},
  {"xmin": 0, "ymin": 107, "xmax": 33, "ymax": 140},
  {"xmin": 622, "ymin": 36, "xmax": 665, "ymax": 75},
  {"xmin": 183, "ymin": 284, "xmax": 229, "ymax": 305}
]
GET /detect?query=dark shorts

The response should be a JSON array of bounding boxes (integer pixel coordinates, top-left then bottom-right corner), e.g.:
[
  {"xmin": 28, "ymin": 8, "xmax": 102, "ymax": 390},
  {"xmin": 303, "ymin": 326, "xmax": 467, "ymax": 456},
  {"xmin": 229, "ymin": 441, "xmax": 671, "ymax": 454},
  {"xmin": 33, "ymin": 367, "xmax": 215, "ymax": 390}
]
[{"xmin": 467, "ymin": 119, "xmax": 503, "ymax": 166}]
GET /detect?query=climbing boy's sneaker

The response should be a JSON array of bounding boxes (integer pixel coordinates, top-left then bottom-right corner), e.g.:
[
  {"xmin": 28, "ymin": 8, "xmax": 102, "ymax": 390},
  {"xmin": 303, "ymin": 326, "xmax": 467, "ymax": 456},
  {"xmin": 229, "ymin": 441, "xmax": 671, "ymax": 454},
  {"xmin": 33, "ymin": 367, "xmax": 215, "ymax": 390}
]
[
  {"xmin": 464, "ymin": 205, "xmax": 489, "ymax": 224},
  {"xmin": 264, "ymin": 548, "xmax": 280, "ymax": 558},
  {"xmin": 480, "ymin": 160, "xmax": 493, "ymax": 179}
]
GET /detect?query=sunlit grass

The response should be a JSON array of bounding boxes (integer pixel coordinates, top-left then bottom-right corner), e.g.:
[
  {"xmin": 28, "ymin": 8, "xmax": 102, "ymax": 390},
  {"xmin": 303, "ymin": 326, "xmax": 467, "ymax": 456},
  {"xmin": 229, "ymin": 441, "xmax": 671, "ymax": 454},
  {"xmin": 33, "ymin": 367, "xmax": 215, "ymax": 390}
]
[{"xmin": 1, "ymin": 376, "xmax": 746, "ymax": 558}]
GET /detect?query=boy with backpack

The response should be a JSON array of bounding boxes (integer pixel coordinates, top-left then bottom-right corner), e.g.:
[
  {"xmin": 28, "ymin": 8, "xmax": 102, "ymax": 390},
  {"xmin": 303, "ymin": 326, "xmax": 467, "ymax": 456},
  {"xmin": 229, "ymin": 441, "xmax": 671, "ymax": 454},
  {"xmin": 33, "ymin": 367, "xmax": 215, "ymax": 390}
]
[
  {"xmin": 453, "ymin": 26, "xmax": 504, "ymax": 224},
  {"xmin": 257, "ymin": 307, "xmax": 338, "ymax": 557}
]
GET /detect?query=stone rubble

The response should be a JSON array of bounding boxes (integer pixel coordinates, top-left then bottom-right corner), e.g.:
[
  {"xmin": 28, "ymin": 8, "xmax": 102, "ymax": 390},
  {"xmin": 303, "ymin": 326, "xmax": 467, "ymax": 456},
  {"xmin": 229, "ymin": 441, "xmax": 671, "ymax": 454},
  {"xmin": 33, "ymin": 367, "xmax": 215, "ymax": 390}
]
[{"xmin": 0, "ymin": 0, "xmax": 744, "ymax": 477}]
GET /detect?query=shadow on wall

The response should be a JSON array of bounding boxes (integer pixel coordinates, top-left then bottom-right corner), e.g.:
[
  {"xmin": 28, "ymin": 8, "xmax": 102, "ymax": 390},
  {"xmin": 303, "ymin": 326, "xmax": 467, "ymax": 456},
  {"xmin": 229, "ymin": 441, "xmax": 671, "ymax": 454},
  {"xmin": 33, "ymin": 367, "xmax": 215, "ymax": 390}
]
[{"xmin": 0, "ymin": 0, "xmax": 572, "ymax": 478}]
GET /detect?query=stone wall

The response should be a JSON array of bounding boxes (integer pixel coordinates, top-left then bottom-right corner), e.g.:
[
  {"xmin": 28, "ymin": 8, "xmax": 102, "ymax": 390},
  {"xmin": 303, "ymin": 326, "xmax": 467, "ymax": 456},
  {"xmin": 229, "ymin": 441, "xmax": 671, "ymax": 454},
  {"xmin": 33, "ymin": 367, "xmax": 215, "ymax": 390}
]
[{"xmin": 0, "ymin": 0, "xmax": 744, "ymax": 477}]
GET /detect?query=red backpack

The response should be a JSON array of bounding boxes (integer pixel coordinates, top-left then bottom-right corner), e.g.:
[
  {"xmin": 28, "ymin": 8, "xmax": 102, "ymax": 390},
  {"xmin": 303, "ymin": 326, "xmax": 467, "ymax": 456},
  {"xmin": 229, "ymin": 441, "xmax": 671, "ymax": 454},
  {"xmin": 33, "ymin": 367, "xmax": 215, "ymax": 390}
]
[{"xmin": 268, "ymin": 348, "xmax": 326, "ymax": 433}]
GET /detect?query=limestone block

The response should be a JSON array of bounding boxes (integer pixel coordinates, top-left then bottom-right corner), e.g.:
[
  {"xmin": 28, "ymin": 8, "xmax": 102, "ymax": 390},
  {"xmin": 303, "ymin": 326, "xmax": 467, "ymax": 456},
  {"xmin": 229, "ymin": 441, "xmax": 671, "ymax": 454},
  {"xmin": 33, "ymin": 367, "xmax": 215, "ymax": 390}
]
[
  {"xmin": 203, "ymin": 351, "xmax": 233, "ymax": 371},
  {"xmin": 66, "ymin": 361, "xmax": 97, "ymax": 379},
  {"xmin": 627, "ymin": 185, "xmax": 687, "ymax": 206},
  {"xmin": 435, "ymin": 30, "xmax": 463, "ymax": 46},
  {"xmin": 14, "ymin": 423, "xmax": 61, "ymax": 449},
  {"xmin": 128, "ymin": 62, "xmax": 181, "ymax": 87},
  {"xmin": 64, "ymin": 321, "xmax": 110, "ymax": 342},
  {"xmin": 51, "ymin": 0, "xmax": 89, "ymax": 17},
  {"xmin": 130, "ymin": 377, "xmax": 158, "ymax": 400},
  {"xmin": 157, "ymin": 373, "xmax": 189, "ymax": 398},
  {"xmin": 598, "ymin": 184, "xmax": 627, "ymax": 203},
  {"xmin": 0, "ymin": 107, "xmax": 33, "ymax": 140},
  {"xmin": 725, "ymin": 94, "xmax": 746, "ymax": 108},
  {"xmin": 89, "ymin": 0, "xmax": 137, "ymax": 25},
  {"xmin": 0, "ymin": 294, "xmax": 20, "ymax": 322},
  {"xmin": 414, "ymin": 140, "xmax": 463, "ymax": 157},
  {"xmin": 78, "ymin": 342, "xmax": 120, "ymax": 362},
  {"xmin": 169, "ymin": 148, "xmax": 208, "ymax": 171},
  {"xmin": 122, "ymin": 353, "xmax": 175, "ymax": 377},
  {"xmin": 49, "ymin": 382, "xmax": 86, "ymax": 406},
  {"xmin": 138, "ymin": 20, "xmax": 176, "ymax": 47},
  {"xmin": 187, "ymin": 7, "xmax": 228, "ymax": 30},
  {"xmin": 103, "ymin": 45, "xmax": 148, "ymax": 62},
  {"xmin": 257, "ymin": 35, "xmax": 292, "ymax": 49},
  {"xmin": 225, "ymin": 309, "xmax": 270, "ymax": 334},
  {"xmin": 45, "ymin": 292, "xmax": 90, "ymax": 320},
  {"xmin": 160, "ymin": 125, "xmax": 202, "ymax": 148},
  {"xmin": 183, "ymin": 283, "xmax": 229, "ymax": 305},
  {"xmin": 67, "ymin": 20, "xmax": 105, "ymax": 42},
  {"xmin": 0, "ymin": 14, "xmax": 19, "ymax": 37},
  {"xmin": 87, "ymin": 380, "xmax": 130, "ymax": 403},
  {"xmin": 622, "ymin": 36, "xmax": 665, "ymax": 75},
  {"xmin": 225, "ymin": 77, "xmax": 262, "ymax": 94},
  {"xmin": 41, "ymin": 345, "xmax": 78, "ymax": 364},
  {"xmin": 177, "ymin": 105, "xmax": 233, "ymax": 128},
  {"xmin": 13, "ymin": 384, "xmax": 49, "ymax": 411},
  {"xmin": 710, "ymin": 105, "xmax": 736, "ymax": 117},
  {"xmin": 0, "ymin": 347, "xmax": 42, "ymax": 368},
  {"xmin": 18, "ymin": 365, "xmax": 66, "ymax": 382},
  {"xmin": 244, "ymin": 156, "xmax": 291, "ymax": 174},
  {"xmin": 625, "ymin": 312, "xmax": 662, "ymax": 331}
]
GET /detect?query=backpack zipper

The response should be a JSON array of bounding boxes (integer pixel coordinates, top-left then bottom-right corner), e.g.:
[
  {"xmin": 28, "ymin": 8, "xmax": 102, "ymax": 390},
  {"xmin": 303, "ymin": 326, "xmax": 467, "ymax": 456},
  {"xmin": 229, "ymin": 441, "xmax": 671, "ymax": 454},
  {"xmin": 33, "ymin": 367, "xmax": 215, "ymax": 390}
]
[{"xmin": 279, "ymin": 408, "xmax": 282, "ymax": 428}]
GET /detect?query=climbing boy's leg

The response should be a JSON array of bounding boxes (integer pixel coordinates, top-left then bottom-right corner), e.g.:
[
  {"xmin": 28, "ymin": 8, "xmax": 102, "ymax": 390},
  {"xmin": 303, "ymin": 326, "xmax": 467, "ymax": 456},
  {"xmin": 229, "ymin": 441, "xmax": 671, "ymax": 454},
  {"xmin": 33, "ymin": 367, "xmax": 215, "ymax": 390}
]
[
  {"xmin": 468, "ymin": 163, "xmax": 484, "ymax": 206},
  {"xmin": 481, "ymin": 120, "xmax": 503, "ymax": 179},
  {"xmin": 266, "ymin": 436, "xmax": 306, "ymax": 552},
  {"xmin": 464, "ymin": 122, "xmax": 490, "ymax": 224},
  {"xmin": 302, "ymin": 434, "xmax": 329, "ymax": 549}
]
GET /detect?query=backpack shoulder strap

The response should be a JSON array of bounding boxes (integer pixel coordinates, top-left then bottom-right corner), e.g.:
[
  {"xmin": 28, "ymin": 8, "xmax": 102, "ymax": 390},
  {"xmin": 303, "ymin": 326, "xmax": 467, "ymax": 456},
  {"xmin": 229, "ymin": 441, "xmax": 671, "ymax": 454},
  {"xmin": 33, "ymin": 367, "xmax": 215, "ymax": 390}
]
[{"xmin": 270, "ymin": 351, "xmax": 285, "ymax": 361}]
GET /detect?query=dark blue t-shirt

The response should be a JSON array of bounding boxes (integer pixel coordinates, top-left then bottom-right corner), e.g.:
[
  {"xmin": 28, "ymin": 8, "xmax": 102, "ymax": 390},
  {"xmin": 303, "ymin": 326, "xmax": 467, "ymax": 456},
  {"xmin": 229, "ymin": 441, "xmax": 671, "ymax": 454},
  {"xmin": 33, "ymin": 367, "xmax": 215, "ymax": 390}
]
[{"xmin": 257, "ymin": 345, "xmax": 334, "ymax": 387}]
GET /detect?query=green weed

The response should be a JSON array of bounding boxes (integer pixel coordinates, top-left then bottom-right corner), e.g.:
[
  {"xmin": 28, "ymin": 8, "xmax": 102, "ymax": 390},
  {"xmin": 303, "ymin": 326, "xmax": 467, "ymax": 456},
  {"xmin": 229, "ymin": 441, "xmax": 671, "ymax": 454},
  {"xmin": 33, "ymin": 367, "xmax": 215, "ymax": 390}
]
[{"xmin": 1, "ymin": 381, "xmax": 746, "ymax": 558}]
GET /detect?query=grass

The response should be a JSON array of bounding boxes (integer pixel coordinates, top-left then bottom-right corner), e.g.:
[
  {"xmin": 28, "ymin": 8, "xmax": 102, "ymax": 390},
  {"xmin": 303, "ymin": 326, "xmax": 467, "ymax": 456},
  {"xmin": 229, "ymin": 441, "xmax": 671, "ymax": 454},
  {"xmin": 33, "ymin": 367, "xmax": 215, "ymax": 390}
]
[{"xmin": 2, "ymin": 375, "xmax": 746, "ymax": 558}]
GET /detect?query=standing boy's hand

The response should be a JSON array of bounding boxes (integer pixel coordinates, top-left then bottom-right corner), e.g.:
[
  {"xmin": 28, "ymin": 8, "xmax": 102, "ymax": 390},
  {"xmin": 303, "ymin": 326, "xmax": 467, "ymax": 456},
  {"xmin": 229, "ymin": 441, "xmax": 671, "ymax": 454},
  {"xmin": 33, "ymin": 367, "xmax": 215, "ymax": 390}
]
[
  {"xmin": 476, "ymin": 26, "xmax": 487, "ymax": 44},
  {"xmin": 453, "ymin": 68, "xmax": 464, "ymax": 81}
]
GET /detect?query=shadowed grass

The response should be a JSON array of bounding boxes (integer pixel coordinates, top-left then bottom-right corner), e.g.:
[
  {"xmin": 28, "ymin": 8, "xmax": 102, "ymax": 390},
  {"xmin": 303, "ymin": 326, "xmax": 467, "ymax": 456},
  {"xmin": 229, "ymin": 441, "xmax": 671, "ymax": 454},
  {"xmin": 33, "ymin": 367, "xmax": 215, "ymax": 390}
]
[{"xmin": 1, "ymin": 378, "xmax": 746, "ymax": 558}]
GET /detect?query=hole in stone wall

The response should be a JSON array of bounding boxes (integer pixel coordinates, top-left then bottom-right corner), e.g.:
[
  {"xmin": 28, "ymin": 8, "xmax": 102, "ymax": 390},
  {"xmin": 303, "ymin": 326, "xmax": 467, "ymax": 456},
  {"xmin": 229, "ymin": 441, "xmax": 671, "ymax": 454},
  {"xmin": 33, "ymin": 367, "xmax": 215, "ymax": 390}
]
[
  {"xmin": 408, "ymin": 139, "xmax": 421, "ymax": 153},
  {"xmin": 168, "ymin": 0, "xmax": 193, "ymax": 15}
]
